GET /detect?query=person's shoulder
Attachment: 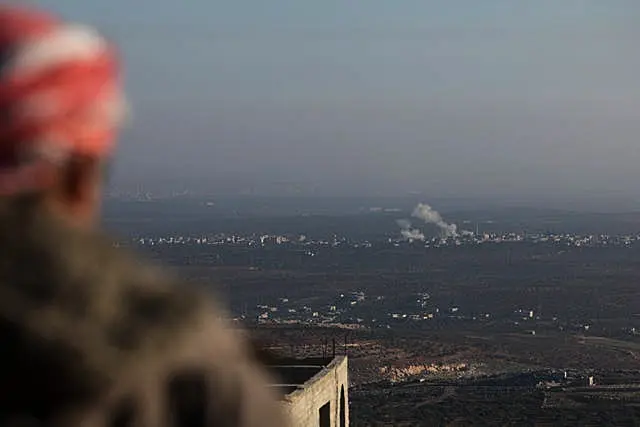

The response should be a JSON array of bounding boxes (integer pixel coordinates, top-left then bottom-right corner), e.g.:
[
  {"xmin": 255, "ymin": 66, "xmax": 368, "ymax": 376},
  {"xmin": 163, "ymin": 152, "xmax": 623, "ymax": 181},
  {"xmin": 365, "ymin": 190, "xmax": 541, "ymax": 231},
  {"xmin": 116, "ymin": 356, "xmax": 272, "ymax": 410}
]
[
  {"xmin": 74, "ymin": 232, "xmax": 290, "ymax": 426},
  {"xmin": 62, "ymin": 225, "xmax": 231, "ymax": 347},
  {"xmin": 0, "ymin": 209, "xmax": 289, "ymax": 426}
]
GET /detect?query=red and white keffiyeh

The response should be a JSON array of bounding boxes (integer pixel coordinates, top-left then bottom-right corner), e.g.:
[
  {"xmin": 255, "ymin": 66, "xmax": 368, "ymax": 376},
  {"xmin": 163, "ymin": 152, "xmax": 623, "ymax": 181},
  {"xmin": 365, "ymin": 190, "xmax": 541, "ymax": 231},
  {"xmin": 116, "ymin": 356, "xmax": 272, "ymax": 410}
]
[{"xmin": 0, "ymin": 5, "xmax": 127, "ymax": 194}]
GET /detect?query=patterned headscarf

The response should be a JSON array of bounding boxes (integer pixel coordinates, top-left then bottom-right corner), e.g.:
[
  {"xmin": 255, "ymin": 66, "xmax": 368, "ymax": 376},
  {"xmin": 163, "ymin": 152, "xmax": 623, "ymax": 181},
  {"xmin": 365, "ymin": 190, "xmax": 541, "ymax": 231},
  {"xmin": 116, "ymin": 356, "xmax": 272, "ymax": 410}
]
[{"xmin": 0, "ymin": 5, "xmax": 127, "ymax": 194}]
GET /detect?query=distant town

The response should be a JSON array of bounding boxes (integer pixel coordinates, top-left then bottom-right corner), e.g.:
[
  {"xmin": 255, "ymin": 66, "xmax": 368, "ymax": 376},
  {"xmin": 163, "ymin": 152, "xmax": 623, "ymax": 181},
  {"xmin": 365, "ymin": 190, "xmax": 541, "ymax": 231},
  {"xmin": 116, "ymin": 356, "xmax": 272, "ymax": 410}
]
[
  {"xmin": 128, "ymin": 229, "xmax": 640, "ymax": 340},
  {"xmin": 131, "ymin": 229, "xmax": 640, "ymax": 250}
]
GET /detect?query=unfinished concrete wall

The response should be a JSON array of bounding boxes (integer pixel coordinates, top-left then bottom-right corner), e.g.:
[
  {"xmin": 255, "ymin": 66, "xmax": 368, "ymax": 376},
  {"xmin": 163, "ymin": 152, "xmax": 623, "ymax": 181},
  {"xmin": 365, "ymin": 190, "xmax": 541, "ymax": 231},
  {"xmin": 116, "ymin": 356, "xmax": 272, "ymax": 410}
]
[{"xmin": 282, "ymin": 356, "xmax": 349, "ymax": 427}]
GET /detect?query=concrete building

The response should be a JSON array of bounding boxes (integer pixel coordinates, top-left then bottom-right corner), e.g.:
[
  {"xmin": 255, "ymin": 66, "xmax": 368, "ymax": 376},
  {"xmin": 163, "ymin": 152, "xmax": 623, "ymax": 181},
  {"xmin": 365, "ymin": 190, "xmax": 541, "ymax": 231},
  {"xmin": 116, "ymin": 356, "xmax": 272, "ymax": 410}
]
[{"xmin": 268, "ymin": 356, "xmax": 349, "ymax": 427}]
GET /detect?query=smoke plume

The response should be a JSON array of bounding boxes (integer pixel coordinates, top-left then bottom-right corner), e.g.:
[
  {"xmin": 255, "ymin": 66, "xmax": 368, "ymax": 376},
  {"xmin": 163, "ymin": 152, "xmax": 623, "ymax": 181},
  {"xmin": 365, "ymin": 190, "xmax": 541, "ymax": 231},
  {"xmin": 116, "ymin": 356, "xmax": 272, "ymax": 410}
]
[
  {"xmin": 396, "ymin": 219, "xmax": 425, "ymax": 241},
  {"xmin": 411, "ymin": 203, "xmax": 458, "ymax": 237}
]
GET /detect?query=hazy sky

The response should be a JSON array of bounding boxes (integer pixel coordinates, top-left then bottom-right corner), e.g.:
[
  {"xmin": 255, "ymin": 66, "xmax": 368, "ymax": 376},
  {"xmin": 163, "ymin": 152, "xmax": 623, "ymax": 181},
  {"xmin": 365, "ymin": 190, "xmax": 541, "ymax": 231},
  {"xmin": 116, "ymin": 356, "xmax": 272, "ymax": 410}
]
[{"xmin": 33, "ymin": 0, "xmax": 640, "ymax": 199}]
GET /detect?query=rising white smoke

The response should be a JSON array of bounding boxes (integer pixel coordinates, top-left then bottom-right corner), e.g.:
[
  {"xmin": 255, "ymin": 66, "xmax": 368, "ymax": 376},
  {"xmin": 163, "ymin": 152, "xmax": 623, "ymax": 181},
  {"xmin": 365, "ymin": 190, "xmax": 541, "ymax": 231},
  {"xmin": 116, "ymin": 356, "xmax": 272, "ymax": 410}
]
[
  {"xmin": 396, "ymin": 219, "xmax": 425, "ymax": 241},
  {"xmin": 411, "ymin": 203, "xmax": 458, "ymax": 237}
]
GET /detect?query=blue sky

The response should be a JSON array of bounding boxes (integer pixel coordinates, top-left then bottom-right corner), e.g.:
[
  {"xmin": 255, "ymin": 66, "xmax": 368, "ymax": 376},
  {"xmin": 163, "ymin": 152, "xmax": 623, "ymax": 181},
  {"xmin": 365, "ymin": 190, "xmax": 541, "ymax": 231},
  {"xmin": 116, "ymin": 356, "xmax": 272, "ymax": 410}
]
[{"xmin": 34, "ymin": 0, "xmax": 640, "ymax": 199}]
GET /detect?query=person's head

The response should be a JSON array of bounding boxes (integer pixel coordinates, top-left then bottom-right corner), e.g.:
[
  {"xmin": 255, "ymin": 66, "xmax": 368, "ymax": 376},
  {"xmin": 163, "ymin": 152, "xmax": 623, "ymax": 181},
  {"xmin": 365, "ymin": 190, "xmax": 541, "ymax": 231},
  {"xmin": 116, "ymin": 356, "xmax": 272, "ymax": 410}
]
[{"xmin": 0, "ymin": 5, "xmax": 127, "ymax": 229}]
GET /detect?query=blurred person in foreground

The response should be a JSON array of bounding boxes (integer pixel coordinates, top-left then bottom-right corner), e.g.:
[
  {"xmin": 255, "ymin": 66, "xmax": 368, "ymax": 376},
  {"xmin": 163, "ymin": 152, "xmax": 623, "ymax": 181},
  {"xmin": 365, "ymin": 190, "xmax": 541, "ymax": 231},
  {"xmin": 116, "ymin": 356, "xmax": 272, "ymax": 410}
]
[{"xmin": 0, "ymin": 5, "xmax": 287, "ymax": 427}]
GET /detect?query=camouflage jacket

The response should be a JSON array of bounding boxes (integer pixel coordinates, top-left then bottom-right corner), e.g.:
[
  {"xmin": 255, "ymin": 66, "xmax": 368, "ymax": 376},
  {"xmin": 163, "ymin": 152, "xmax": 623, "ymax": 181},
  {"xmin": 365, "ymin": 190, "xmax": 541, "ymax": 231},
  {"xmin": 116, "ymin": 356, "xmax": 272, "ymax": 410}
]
[{"xmin": 0, "ymin": 200, "xmax": 288, "ymax": 427}]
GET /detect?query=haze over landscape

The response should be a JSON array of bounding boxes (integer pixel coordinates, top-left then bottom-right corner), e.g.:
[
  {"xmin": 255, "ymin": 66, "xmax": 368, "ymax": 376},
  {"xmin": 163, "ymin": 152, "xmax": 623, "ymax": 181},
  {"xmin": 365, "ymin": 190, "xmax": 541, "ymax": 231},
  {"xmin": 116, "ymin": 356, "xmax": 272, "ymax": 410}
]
[
  {"xmin": 36, "ymin": 0, "xmax": 640, "ymax": 206},
  {"xmin": 21, "ymin": 1, "xmax": 640, "ymax": 424}
]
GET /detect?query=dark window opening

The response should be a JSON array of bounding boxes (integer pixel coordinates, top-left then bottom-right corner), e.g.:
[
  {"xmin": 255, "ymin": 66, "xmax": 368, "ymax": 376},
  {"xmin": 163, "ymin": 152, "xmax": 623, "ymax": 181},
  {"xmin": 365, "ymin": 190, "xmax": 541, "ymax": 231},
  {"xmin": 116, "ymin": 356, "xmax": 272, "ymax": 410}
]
[
  {"xmin": 319, "ymin": 401, "xmax": 330, "ymax": 427},
  {"xmin": 339, "ymin": 386, "xmax": 346, "ymax": 427}
]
